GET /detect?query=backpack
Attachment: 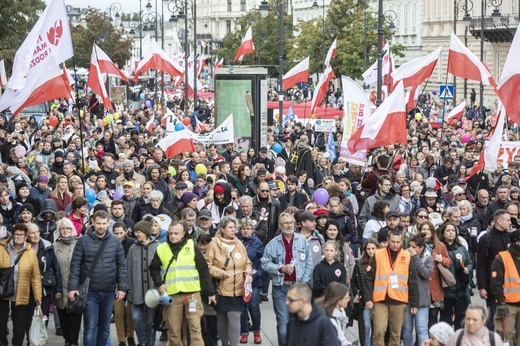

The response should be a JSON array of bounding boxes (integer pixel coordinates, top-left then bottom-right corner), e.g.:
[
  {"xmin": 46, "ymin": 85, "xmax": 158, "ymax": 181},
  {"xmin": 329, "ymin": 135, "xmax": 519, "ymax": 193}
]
[{"xmin": 456, "ymin": 330, "xmax": 495, "ymax": 346}]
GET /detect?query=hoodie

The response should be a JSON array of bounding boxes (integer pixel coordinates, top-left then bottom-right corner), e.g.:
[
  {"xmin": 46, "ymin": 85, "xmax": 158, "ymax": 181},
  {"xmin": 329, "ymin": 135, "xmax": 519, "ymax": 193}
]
[
  {"xmin": 36, "ymin": 199, "xmax": 58, "ymax": 242},
  {"xmin": 286, "ymin": 301, "xmax": 341, "ymax": 346},
  {"xmin": 207, "ymin": 182, "xmax": 237, "ymax": 227}
]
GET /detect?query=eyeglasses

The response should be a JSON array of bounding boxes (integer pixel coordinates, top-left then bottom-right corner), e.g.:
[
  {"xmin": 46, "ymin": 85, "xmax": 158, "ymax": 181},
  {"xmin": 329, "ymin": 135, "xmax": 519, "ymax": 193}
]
[
  {"xmin": 260, "ymin": 190, "xmax": 269, "ymax": 193},
  {"xmin": 286, "ymin": 297, "xmax": 303, "ymax": 303},
  {"xmin": 13, "ymin": 234, "xmax": 25, "ymax": 238},
  {"xmin": 416, "ymin": 215, "xmax": 428, "ymax": 219}
]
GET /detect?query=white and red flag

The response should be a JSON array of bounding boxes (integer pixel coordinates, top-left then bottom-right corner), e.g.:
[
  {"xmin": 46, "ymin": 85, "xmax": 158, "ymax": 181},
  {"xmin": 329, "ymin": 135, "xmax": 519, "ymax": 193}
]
[
  {"xmin": 466, "ymin": 103, "xmax": 505, "ymax": 180},
  {"xmin": 448, "ymin": 32, "xmax": 496, "ymax": 87},
  {"xmin": 362, "ymin": 41, "xmax": 394, "ymax": 85},
  {"xmin": 158, "ymin": 129, "xmax": 196, "ymax": 158},
  {"xmin": 347, "ymin": 81, "xmax": 408, "ymax": 153},
  {"xmin": 282, "ymin": 56, "xmax": 309, "ymax": 90},
  {"xmin": 8, "ymin": 65, "xmax": 73, "ymax": 116},
  {"xmin": 8, "ymin": 0, "xmax": 73, "ymax": 90},
  {"xmin": 234, "ymin": 26, "xmax": 254, "ymax": 62},
  {"xmin": 310, "ymin": 65, "xmax": 335, "ymax": 115},
  {"xmin": 496, "ymin": 27, "xmax": 520, "ymax": 126},
  {"xmin": 446, "ymin": 100, "xmax": 467, "ymax": 122},
  {"xmin": 146, "ymin": 116, "xmax": 154, "ymax": 133},
  {"xmin": 0, "ymin": 60, "xmax": 7, "ymax": 87},
  {"xmin": 406, "ymin": 86, "xmax": 417, "ymax": 113},
  {"xmin": 133, "ymin": 40, "xmax": 184, "ymax": 83},
  {"xmin": 94, "ymin": 43, "xmax": 128, "ymax": 83},
  {"xmin": 324, "ymin": 39, "xmax": 337, "ymax": 67},
  {"xmin": 391, "ymin": 46, "xmax": 443, "ymax": 88},
  {"xmin": 87, "ymin": 45, "xmax": 113, "ymax": 111}
]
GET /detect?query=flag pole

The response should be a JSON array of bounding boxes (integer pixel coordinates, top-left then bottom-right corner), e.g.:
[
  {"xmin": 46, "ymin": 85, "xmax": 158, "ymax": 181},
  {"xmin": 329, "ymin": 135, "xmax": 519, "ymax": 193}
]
[
  {"xmin": 439, "ymin": 66, "xmax": 451, "ymax": 144},
  {"xmin": 72, "ymin": 56, "xmax": 87, "ymax": 194}
]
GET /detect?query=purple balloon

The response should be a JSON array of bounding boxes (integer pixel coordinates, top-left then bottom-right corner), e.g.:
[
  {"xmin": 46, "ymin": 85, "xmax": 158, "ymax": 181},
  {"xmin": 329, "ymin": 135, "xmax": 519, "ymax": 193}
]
[
  {"xmin": 113, "ymin": 189, "xmax": 124, "ymax": 201},
  {"xmin": 145, "ymin": 100, "xmax": 152, "ymax": 108},
  {"xmin": 313, "ymin": 188, "xmax": 329, "ymax": 205}
]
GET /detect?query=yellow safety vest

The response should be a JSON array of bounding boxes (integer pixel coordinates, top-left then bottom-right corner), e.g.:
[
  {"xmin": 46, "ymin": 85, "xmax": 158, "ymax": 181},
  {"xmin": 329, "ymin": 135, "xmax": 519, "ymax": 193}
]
[
  {"xmin": 156, "ymin": 240, "xmax": 201, "ymax": 295},
  {"xmin": 373, "ymin": 248, "xmax": 410, "ymax": 303},
  {"xmin": 498, "ymin": 250, "xmax": 520, "ymax": 303}
]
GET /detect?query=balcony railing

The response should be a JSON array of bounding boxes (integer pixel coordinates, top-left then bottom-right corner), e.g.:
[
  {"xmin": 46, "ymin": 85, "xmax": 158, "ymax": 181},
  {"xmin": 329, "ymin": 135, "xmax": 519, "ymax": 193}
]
[{"xmin": 467, "ymin": 13, "xmax": 518, "ymax": 42}]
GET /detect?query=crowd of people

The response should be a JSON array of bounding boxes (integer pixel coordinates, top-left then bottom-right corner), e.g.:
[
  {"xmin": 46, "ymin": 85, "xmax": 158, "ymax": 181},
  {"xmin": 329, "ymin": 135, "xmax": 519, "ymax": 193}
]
[{"xmin": 0, "ymin": 90, "xmax": 518, "ymax": 346}]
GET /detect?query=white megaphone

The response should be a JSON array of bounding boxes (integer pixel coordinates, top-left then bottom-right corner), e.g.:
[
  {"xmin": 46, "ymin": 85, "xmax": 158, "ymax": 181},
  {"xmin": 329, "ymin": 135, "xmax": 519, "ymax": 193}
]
[{"xmin": 145, "ymin": 289, "xmax": 173, "ymax": 308}]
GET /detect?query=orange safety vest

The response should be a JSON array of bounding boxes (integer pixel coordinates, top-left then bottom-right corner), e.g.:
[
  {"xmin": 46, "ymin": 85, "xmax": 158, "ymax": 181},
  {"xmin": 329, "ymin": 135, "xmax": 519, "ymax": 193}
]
[
  {"xmin": 373, "ymin": 248, "xmax": 411, "ymax": 303},
  {"xmin": 498, "ymin": 250, "xmax": 520, "ymax": 303}
]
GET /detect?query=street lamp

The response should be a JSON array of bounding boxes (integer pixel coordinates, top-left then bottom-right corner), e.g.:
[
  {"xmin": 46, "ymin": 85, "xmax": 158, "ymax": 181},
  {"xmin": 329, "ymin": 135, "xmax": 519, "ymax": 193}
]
[
  {"xmin": 141, "ymin": 1, "xmax": 165, "ymax": 101},
  {"xmin": 167, "ymin": 0, "xmax": 198, "ymax": 110},
  {"xmin": 105, "ymin": 2, "xmax": 122, "ymax": 56},
  {"xmin": 259, "ymin": 0, "xmax": 285, "ymax": 131}
]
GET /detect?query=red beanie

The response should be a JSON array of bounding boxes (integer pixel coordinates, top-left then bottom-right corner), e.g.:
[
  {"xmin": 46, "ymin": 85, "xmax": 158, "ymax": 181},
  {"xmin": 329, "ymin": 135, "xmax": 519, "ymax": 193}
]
[{"xmin": 214, "ymin": 184, "xmax": 225, "ymax": 194}]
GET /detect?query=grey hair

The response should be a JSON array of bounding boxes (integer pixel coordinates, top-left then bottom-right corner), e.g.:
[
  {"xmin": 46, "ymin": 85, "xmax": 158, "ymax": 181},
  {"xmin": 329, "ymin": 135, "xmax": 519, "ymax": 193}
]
[
  {"xmin": 457, "ymin": 200, "xmax": 473, "ymax": 214},
  {"xmin": 148, "ymin": 190, "xmax": 164, "ymax": 201},
  {"xmin": 218, "ymin": 216, "xmax": 237, "ymax": 232},
  {"xmin": 466, "ymin": 303, "xmax": 489, "ymax": 321},
  {"xmin": 278, "ymin": 212, "xmax": 295, "ymax": 226},
  {"xmin": 239, "ymin": 195, "xmax": 253, "ymax": 205},
  {"xmin": 446, "ymin": 206, "xmax": 460, "ymax": 217}
]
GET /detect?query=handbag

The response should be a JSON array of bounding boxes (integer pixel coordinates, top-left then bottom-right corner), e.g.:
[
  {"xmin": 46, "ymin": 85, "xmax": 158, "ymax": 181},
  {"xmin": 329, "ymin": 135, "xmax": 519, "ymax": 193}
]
[
  {"xmin": 153, "ymin": 254, "xmax": 176, "ymax": 331},
  {"xmin": 41, "ymin": 269, "xmax": 57, "ymax": 288},
  {"xmin": 67, "ymin": 239, "xmax": 108, "ymax": 314},
  {"xmin": 438, "ymin": 263, "xmax": 456, "ymax": 288},
  {"xmin": 0, "ymin": 250, "xmax": 25, "ymax": 298},
  {"xmin": 28, "ymin": 306, "xmax": 48, "ymax": 346}
]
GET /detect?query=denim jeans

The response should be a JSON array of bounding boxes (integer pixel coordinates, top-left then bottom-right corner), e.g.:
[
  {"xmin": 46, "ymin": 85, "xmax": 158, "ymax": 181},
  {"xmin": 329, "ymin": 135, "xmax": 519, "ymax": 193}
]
[
  {"xmin": 240, "ymin": 287, "xmax": 262, "ymax": 334},
  {"xmin": 402, "ymin": 306, "xmax": 429, "ymax": 346},
  {"xmin": 131, "ymin": 304, "xmax": 156, "ymax": 346},
  {"xmin": 261, "ymin": 271, "xmax": 270, "ymax": 297},
  {"xmin": 362, "ymin": 307, "xmax": 372, "ymax": 346},
  {"xmin": 272, "ymin": 285, "xmax": 290, "ymax": 346},
  {"xmin": 83, "ymin": 291, "xmax": 115, "ymax": 346}
]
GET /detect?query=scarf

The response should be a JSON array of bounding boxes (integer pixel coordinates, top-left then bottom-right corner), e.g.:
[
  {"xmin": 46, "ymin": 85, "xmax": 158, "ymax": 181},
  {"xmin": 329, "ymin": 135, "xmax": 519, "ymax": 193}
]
[
  {"xmin": 460, "ymin": 212, "xmax": 473, "ymax": 222},
  {"xmin": 214, "ymin": 233, "xmax": 237, "ymax": 258}
]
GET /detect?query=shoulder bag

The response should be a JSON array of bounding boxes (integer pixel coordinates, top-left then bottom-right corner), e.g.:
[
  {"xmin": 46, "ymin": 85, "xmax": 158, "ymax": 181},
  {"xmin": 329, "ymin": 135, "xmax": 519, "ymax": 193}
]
[
  {"xmin": 437, "ymin": 263, "xmax": 457, "ymax": 288},
  {"xmin": 0, "ymin": 250, "xmax": 25, "ymax": 298},
  {"xmin": 67, "ymin": 239, "xmax": 108, "ymax": 314}
]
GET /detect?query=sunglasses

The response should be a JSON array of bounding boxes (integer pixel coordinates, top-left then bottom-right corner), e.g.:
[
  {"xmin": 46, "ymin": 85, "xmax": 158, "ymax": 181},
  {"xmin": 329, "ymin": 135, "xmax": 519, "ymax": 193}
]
[
  {"xmin": 260, "ymin": 190, "xmax": 269, "ymax": 193},
  {"xmin": 416, "ymin": 215, "xmax": 428, "ymax": 219}
]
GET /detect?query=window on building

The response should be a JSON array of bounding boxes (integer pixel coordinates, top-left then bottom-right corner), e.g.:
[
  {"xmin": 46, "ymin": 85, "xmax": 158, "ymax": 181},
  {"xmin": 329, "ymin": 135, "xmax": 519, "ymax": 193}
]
[
  {"xmin": 403, "ymin": 4, "xmax": 409, "ymax": 35},
  {"xmin": 496, "ymin": 52, "xmax": 501, "ymax": 78},
  {"xmin": 240, "ymin": 0, "xmax": 246, "ymax": 11},
  {"xmin": 433, "ymin": 0, "xmax": 438, "ymax": 18},
  {"xmin": 228, "ymin": 0, "xmax": 232, "ymax": 11},
  {"xmin": 411, "ymin": 2, "xmax": 417, "ymax": 34},
  {"xmin": 226, "ymin": 20, "xmax": 231, "ymax": 35},
  {"xmin": 444, "ymin": 0, "xmax": 448, "ymax": 19}
]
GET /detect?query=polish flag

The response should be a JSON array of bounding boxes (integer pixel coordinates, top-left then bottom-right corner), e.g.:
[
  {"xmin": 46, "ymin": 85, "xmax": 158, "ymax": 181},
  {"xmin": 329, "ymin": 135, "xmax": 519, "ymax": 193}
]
[
  {"xmin": 146, "ymin": 116, "xmax": 154, "ymax": 133},
  {"xmin": 446, "ymin": 100, "xmax": 467, "ymax": 121},
  {"xmin": 496, "ymin": 27, "xmax": 520, "ymax": 126},
  {"xmin": 0, "ymin": 60, "xmax": 6, "ymax": 87},
  {"xmin": 234, "ymin": 26, "xmax": 254, "ymax": 62},
  {"xmin": 217, "ymin": 57, "xmax": 224, "ymax": 68},
  {"xmin": 391, "ymin": 46, "xmax": 443, "ymax": 88},
  {"xmin": 283, "ymin": 56, "xmax": 309, "ymax": 90},
  {"xmin": 406, "ymin": 86, "xmax": 417, "ymax": 113},
  {"xmin": 9, "ymin": 65, "xmax": 73, "ymax": 116},
  {"xmin": 134, "ymin": 40, "xmax": 184, "ymax": 83},
  {"xmin": 347, "ymin": 81, "xmax": 407, "ymax": 153},
  {"xmin": 448, "ymin": 32, "xmax": 496, "ymax": 87},
  {"xmin": 158, "ymin": 129, "xmax": 195, "ymax": 158},
  {"xmin": 94, "ymin": 43, "xmax": 128, "ymax": 83},
  {"xmin": 362, "ymin": 41, "xmax": 393, "ymax": 85},
  {"xmin": 466, "ymin": 103, "xmax": 505, "ymax": 180},
  {"xmin": 87, "ymin": 45, "xmax": 113, "ymax": 111},
  {"xmin": 324, "ymin": 39, "xmax": 337, "ymax": 67},
  {"xmin": 310, "ymin": 65, "xmax": 335, "ymax": 115}
]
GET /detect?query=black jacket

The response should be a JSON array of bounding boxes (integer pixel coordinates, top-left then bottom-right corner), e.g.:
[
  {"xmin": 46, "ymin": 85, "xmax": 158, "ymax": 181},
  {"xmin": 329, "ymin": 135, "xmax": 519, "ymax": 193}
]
[
  {"xmin": 279, "ymin": 191, "xmax": 309, "ymax": 211},
  {"xmin": 252, "ymin": 196, "xmax": 281, "ymax": 243},
  {"xmin": 68, "ymin": 230, "xmax": 128, "ymax": 292},
  {"xmin": 312, "ymin": 259, "xmax": 347, "ymax": 298},
  {"xmin": 476, "ymin": 227, "xmax": 510, "ymax": 293},
  {"xmin": 286, "ymin": 301, "xmax": 341, "ymax": 346}
]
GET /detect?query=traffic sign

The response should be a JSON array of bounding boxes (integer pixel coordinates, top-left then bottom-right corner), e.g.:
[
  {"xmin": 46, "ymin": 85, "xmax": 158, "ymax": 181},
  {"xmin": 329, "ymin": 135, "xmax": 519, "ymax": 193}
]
[{"xmin": 439, "ymin": 85, "xmax": 454, "ymax": 100}]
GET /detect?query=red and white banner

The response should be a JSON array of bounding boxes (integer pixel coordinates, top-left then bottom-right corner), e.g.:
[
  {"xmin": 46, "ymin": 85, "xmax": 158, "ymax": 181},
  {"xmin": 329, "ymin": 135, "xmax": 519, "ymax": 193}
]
[
  {"xmin": 0, "ymin": 60, "xmax": 7, "ymax": 87},
  {"xmin": 94, "ymin": 43, "xmax": 128, "ymax": 83},
  {"xmin": 283, "ymin": 56, "xmax": 309, "ymax": 90},
  {"xmin": 234, "ymin": 26, "xmax": 254, "ymax": 62},
  {"xmin": 134, "ymin": 40, "xmax": 184, "ymax": 83},
  {"xmin": 340, "ymin": 76, "xmax": 371, "ymax": 165},
  {"xmin": 158, "ymin": 128, "xmax": 196, "ymax": 158},
  {"xmin": 8, "ymin": 0, "xmax": 73, "ymax": 90},
  {"xmin": 446, "ymin": 100, "xmax": 467, "ymax": 121},
  {"xmin": 448, "ymin": 32, "xmax": 496, "ymax": 87},
  {"xmin": 87, "ymin": 45, "xmax": 113, "ymax": 111},
  {"xmin": 391, "ymin": 46, "xmax": 442, "ymax": 88},
  {"xmin": 497, "ymin": 26, "xmax": 520, "ymax": 126},
  {"xmin": 310, "ymin": 65, "xmax": 335, "ymax": 115},
  {"xmin": 324, "ymin": 39, "xmax": 337, "ymax": 67}
]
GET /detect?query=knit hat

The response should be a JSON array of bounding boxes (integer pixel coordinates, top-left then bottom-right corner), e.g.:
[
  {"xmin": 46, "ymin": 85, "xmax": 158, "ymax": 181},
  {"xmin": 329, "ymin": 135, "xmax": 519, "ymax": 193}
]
[
  {"xmin": 181, "ymin": 192, "xmax": 198, "ymax": 205},
  {"xmin": 93, "ymin": 203, "xmax": 108, "ymax": 213},
  {"xmin": 510, "ymin": 229, "xmax": 520, "ymax": 243},
  {"xmin": 313, "ymin": 208, "xmax": 329, "ymax": 217},
  {"xmin": 37, "ymin": 175, "xmax": 48, "ymax": 183},
  {"xmin": 134, "ymin": 220, "xmax": 153, "ymax": 236},
  {"xmin": 15, "ymin": 182, "xmax": 29, "ymax": 195},
  {"xmin": 429, "ymin": 322, "xmax": 454, "ymax": 345},
  {"xmin": 451, "ymin": 186, "xmax": 464, "ymax": 196},
  {"xmin": 20, "ymin": 203, "xmax": 35, "ymax": 215},
  {"xmin": 214, "ymin": 184, "xmax": 225, "ymax": 194},
  {"xmin": 55, "ymin": 150, "xmax": 64, "ymax": 158}
]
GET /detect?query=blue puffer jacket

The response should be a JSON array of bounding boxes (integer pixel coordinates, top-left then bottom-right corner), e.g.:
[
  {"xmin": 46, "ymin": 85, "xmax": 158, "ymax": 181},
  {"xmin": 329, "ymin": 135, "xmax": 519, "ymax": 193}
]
[
  {"xmin": 238, "ymin": 234, "xmax": 264, "ymax": 288},
  {"xmin": 68, "ymin": 230, "xmax": 128, "ymax": 292}
]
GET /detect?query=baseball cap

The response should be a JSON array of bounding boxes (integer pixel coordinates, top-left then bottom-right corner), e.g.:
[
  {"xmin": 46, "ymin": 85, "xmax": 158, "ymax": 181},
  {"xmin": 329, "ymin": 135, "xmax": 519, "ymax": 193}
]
[
  {"xmin": 425, "ymin": 191, "xmax": 437, "ymax": 198},
  {"xmin": 299, "ymin": 211, "xmax": 317, "ymax": 222},
  {"xmin": 123, "ymin": 181, "xmax": 135, "ymax": 187},
  {"xmin": 385, "ymin": 211, "xmax": 399, "ymax": 219},
  {"xmin": 198, "ymin": 209, "xmax": 212, "ymax": 220}
]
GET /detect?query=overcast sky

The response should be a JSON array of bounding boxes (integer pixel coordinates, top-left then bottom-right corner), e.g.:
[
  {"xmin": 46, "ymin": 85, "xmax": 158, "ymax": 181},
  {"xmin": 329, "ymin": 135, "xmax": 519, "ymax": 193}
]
[{"xmin": 45, "ymin": 0, "xmax": 142, "ymax": 13}]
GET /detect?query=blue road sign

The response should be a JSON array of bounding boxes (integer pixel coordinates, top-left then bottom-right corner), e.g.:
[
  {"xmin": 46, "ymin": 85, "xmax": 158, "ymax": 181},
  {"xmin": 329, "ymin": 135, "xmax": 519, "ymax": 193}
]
[{"xmin": 439, "ymin": 85, "xmax": 454, "ymax": 100}]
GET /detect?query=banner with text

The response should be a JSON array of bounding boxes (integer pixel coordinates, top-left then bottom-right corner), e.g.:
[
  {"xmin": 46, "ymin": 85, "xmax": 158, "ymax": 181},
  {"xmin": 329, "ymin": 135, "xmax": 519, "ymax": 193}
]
[
  {"xmin": 497, "ymin": 141, "xmax": 520, "ymax": 166},
  {"xmin": 187, "ymin": 114, "xmax": 234, "ymax": 145},
  {"xmin": 340, "ymin": 76, "xmax": 371, "ymax": 166}
]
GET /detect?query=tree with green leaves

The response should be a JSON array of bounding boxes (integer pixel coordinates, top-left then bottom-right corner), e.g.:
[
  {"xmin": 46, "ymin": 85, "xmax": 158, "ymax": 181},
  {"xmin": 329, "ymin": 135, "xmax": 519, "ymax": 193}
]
[
  {"xmin": 71, "ymin": 8, "xmax": 133, "ymax": 68},
  {"xmin": 0, "ymin": 0, "xmax": 46, "ymax": 74}
]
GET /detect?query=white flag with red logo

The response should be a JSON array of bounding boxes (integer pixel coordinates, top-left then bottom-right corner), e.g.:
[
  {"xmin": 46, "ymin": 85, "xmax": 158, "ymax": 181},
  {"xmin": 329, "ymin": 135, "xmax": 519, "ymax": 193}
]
[
  {"xmin": 362, "ymin": 41, "xmax": 393, "ymax": 85},
  {"xmin": 8, "ymin": 0, "xmax": 73, "ymax": 90},
  {"xmin": 347, "ymin": 81, "xmax": 407, "ymax": 153},
  {"xmin": 391, "ymin": 46, "xmax": 442, "ymax": 88},
  {"xmin": 448, "ymin": 32, "xmax": 496, "ymax": 87},
  {"xmin": 324, "ymin": 39, "xmax": 337, "ymax": 67},
  {"xmin": 283, "ymin": 56, "xmax": 309, "ymax": 90},
  {"xmin": 6, "ymin": 65, "xmax": 73, "ymax": 115},
  {"xmin": 134, "ymin": 40, "xmax": 184, "ymax": 83},
  {"xmin": 94, "ymin": 44, "xmax": 128, "ymax": 83},
  {"xmin": 158, "ymin": 129, "xmax": 196, "ymax": 158},
  {"xmin": 446, "ymin": 100, "xmax": 467, "ymax": 121},
  {"xmin": 87, "ymin": 45, "xmax": 113, "ymax": 111},
  {"xmin": 310, "ymin": 65, "xmax": 335, "ymax": 115},
  {"xmin": 234, "ymin": 26, "xmax": 254, "ymax": 62},
  {"xmin": 0, "ymin": 60, "xmax": 7, "ymax": 87},
  {"xmin": 496, "ymin": 27, "xmax": 520, "ymax": 126}
]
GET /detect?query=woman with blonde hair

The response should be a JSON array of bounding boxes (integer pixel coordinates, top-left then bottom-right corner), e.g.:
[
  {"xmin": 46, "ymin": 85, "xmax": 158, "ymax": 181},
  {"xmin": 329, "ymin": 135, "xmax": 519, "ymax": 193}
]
[
  {"xmin": 49, "ymin": 175, "xmax": 73, "ymax": 211},
  {"xmin": 206, "ymin": 216, "xmax": 252, "ymax": 346}
]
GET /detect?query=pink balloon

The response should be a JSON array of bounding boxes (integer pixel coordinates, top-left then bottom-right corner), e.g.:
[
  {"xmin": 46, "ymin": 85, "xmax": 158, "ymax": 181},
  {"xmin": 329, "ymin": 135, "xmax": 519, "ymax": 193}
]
[
  {"xmin": 460, "ymin": 134, "xmax": 471, "ymax": 144},
  {"xmin": 455, "ymin": 128, "xmax": 462, "ymax": 135}
]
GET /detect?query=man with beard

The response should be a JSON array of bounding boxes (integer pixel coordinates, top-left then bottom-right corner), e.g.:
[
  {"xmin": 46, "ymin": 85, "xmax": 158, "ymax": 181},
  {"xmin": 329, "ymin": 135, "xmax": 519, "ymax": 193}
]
[
  {"xmin": 206, "ymin": 182, "xmax": 237, "ymax": 227},
  {"xmin": 474, "ymin": 189, "xmax": 490, "ymax": 229},
  {"xmin": 422, "ymin": 190, "xmax": 442, "ymax": 213},
  {"xmin": 167, "ymin": 182, "xmax": 187, "ymax": 217},
  {"xmin": 253, "ymin": 147, "xmax": 274, "ymax": 174},
  {"xmin": 279, "ymin": 175, "xmax": 309, "ymax": 211},
  {"xmin": 116, "ymin": 160, "xmax": 146, "ymax": 192},
  {"xmin": 286, "ymin": 135, "xmax": 314, "ymax": 179}
]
